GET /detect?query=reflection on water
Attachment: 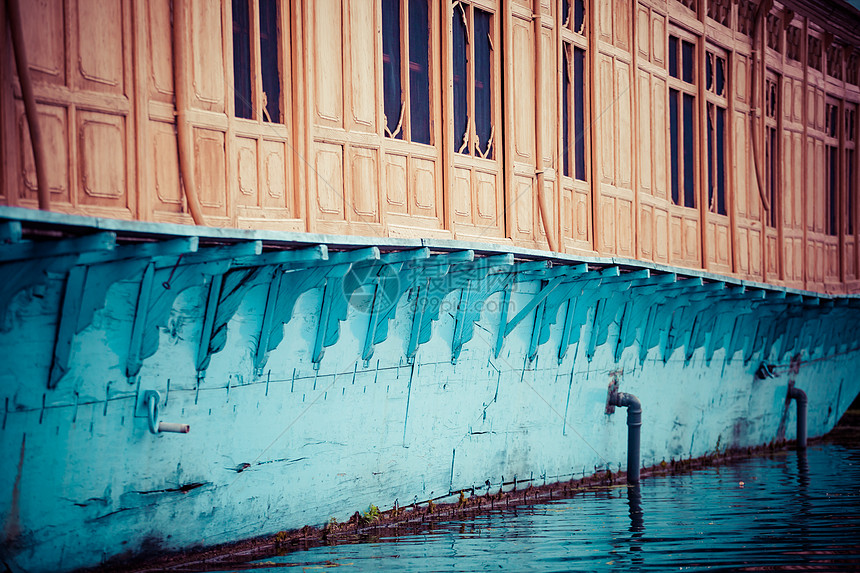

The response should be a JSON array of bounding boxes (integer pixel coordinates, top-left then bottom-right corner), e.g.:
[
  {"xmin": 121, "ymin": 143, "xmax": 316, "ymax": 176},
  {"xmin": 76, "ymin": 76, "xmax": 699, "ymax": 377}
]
[{"xmin": 219, "ymin": 438, "xmax": 860, "ymax": 572}]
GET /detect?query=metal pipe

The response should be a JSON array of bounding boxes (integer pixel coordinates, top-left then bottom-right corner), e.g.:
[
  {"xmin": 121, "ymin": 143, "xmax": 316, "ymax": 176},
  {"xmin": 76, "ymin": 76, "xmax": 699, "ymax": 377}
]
[
  {"xmin": 532, "ymin": 0, "xmax": 559, "ymax": 253},
  {"xmin": 172, "ymin": 0, "xmax": 206, "ymax": 225},
  {"xmin": 157, "ymin": 422, "xmax": 191, "ymax": 434},
  {"xmin": 609, "ymin": 391, "xmax": 642, "ymax": 483},
  {"xmin": 6, "ymin": 0, "xmax": 50, "ymax": 211},
  {"xmin": 788, "ymin": 384, "xmax": 807, "ymax": 449}
]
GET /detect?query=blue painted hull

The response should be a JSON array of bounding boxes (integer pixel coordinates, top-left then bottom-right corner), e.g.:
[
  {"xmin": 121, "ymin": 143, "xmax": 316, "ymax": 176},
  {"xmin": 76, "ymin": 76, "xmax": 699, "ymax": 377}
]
[{"xmin": 1, "ymin": 207, "xmax": 859, "ymax": 572}]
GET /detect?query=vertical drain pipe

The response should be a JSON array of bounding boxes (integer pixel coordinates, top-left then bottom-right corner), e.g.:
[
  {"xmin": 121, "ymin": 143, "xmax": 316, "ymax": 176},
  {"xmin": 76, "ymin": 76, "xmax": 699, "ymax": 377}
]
[
  {"xmin": 609, "ymin": 391, "xmax": 642, "ymax": 483},
  {"xmin": 787, "ymin": 383, "xmax": 807, "ymax": 449},
  {"xmin": 6, "ymin": 0, "xmax": 50, "ymax": 211}
]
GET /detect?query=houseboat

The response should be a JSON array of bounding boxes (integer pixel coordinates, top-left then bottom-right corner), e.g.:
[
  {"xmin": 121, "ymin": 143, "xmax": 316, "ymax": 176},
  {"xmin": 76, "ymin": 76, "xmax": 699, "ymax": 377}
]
[{"xmin": 2, "ymin": 0, "xmax": 860, "ymax": 570}]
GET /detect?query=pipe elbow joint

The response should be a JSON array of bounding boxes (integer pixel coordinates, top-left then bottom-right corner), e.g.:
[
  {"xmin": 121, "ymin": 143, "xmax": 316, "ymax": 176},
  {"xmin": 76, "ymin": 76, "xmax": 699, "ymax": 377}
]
[
  {"xmin": 788, "ymin": 385, "xmax": 807, "ymax": 406},
  {"xmin": 611, "ymin": 391, "xmax": 642, "ymax": 427}
]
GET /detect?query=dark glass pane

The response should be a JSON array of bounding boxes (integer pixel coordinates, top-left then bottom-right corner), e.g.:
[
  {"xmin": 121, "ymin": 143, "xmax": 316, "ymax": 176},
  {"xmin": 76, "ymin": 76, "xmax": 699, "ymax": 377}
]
[
  {"xmin": 232, "ymin": 0, "xmax": 253, "ymax": 119},
  {"xmin": 670, "ymin": 89, "xmax": 679, "ymax": 204},
  {"xmin": 716, "ymin": 107, "xmax": 726, "ymax": 215},
  {"xmin": 259, "ymin": 0, "xmax": 280, "ymax": 122},
  {"xmin": 829, "ymin": 105, "xmax": 839, "ymax": 138},
  {"xmin": 707, "ymin": 106, "xmax": 714, "ymax": 210},
  {"xmin": 574, "ymin": 47, "xmax": 586, "ymax": 180},
  {"xmin": 683, "ymin": 93, "xmax": 696, "ymax": 208},
  {"xmin": 453, "ymin": 7, "xmax": 468, "ymax": 153},
  {"xmin": 669, "ymin": 37, "xmax": 678, "ymax": 78},
  {"xmin": 562, "ymin": 48, "xmax": 570, "ymax": 178},
  {"xmin": 768, "ymin": 128, "xmax": 777, "ymax": 227},
  {"xmin": 830, "ymin": 145, "xmax": 838, "ymax": 235},
  {"xmin": 682, "ymin": 41, "xmax": 695, "ymax": 84},
  {"xmin": 409, "ymin": 0, "xmax": 431, "ymax": 144},
  {"xmin": 706, "ymin": 53, "xmax": 713, "ymax": 91},
  {"xmin": 716, "ymin": 57, "xmax": 725, "ymax": 95},
  {"xmin": 562, "ymin": 0, "xmax": 570, "ymax": 26},
  {"xmin": 849, "ymin": 149, "xmax": 855, "ymax": 235},
  {"xmin": 574, "ymin": 0, "xmax": 585, "ymax": 33},
  {"xmin": 382, "ymin": 0, "xmax": 402, "ymax": 138},
  {"xmin": 474, "ymin": 10, "xmax": 493, "ymax": 158}
]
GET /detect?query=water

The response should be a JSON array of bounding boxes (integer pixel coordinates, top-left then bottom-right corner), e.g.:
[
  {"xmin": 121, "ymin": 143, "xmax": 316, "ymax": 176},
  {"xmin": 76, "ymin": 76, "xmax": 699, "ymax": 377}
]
[{"xmin": 214, "ymin": 437, "xmax": 860, "ymax": 572}]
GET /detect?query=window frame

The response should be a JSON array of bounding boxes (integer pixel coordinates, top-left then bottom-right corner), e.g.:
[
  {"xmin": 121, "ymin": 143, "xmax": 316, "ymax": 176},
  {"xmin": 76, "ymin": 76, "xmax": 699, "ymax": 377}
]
[
  {"xmin": 450, "ymin": 0, "xmax": 498, "ymax": 160},
  {"xmin": 705, "ymin": 45, "xmax": 729, "ymax": 216},
  {"xmin": 382, "ymin": 0, "xmax": 434, "ymax": 145},
  {"xmin": 667, "ymin": 28, "xmax": 699, "ymax": 210},
  {"xmin": 230, "ymin": 0, "xmax": 287, "ymax": 124}
]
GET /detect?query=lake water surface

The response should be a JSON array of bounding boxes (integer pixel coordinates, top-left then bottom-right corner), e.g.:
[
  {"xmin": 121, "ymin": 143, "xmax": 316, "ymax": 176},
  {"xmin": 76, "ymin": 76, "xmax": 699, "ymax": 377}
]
[{"xmin": 216, "ymin": 430, "xmax": 860, "ymax": 572}]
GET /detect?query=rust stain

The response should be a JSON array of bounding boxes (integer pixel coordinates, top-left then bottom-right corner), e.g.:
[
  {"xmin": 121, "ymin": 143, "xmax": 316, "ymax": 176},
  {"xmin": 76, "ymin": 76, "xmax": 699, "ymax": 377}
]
[{"xmin": 4, "ymin": 434, "xmax": 25, "ymax": 543}]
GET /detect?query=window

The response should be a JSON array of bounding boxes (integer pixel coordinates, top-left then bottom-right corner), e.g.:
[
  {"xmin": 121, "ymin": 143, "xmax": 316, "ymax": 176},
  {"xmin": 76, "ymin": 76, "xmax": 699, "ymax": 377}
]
[
  {"xmin": 561, "ymin": 0, "xmax": 587, "ymax": 181},
  {"xmin": 668, "ymin": 34, "xmax": 697, "ymax": 209},
  {"xmin": 232, "ymin": 0, "xmax": 283, "ymax": 122},
  {"xmin": 707, "ymin": 0, "xmax": 730, "ymax": 27},
  {"xmin": 786, "ymin": 26, "xmax": 802, "ymax": 62},
  {"xmin": 847, "ymin": 52, "xmax": 859, "ymax": 86},
  {"xmin": 706, "ymin": 50, "xmax": 727, "ymax": 215},
  {"xmin": 452, "ymin": 2, "xmax": 495, "ymax": 158},
  {"xmin": 826, "ymin": 101, "xmax": 840, "ymax": 236},
  {"xmin": 562, "ymin": 0, "xmax": 586, "ymax": 35},
  {"xmin": 766, "ymin": 12, "xmax": 781, "ymax": 53},
  {"xmin": 765, "ymin": 75, "xmax": 779, "ymax": 228},
  {"xmin": 382, "ymin": 0, "xmax": 432, "ymax": 144},
  {"xmin": 827, "ymin": 45, "xmax": 844, "ymax": 81},
  {"xmin": 737, "ymin": 0, "xmax": 757, "ymax": 37},
  {"xmin": 809, "ymin": 36, "xmax": 823, "ymax": 72}
]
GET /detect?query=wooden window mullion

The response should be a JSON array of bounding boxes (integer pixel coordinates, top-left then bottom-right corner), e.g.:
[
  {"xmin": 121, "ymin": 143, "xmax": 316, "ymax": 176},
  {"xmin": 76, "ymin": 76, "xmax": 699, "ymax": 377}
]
[
  {"xmin": 401, "ymin": 0, "xmax": 411, "ymax": 141},
  {"xmin": 251, "ymin": 0, "xmax": 263, "ymax": 122},
  {"xmin": 468, "ymin": 5, "xmax": 476, "ymax": 156}
]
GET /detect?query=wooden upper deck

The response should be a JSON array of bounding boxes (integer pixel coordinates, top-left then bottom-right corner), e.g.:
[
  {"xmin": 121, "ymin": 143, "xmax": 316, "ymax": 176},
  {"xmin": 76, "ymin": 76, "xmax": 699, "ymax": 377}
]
[{"xmin": 3, "ymin": 0, "xmax": 860, "ymax": 293}]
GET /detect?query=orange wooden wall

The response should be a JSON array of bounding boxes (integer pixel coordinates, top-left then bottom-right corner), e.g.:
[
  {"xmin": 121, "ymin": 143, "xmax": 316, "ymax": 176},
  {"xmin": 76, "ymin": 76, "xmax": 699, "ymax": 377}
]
[{"xmin": 3, "ymin": 0, "xmax": 860, "ymax": 294}]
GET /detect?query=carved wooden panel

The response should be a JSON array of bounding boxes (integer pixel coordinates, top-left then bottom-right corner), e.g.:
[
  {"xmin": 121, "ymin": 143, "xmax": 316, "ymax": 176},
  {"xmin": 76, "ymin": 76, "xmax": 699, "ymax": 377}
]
[
  {"xmin": 147, "ymin": 0, "xmax": 174, "ymax": 101},
  {"xmin": 151, "ymin": 121, "xmax": 182, "ymax": 211},
  {"xmin": 20, "ymin": 0, "xmax": 65, "ymax": 85},
  {"xmin": 314, "ymin": 0, "xmax": 344, "ymax": 127},
  {"xmin": 194, "ymin": 128, "xmax": 227, "ymax": 215},
  {"xmin": 513, "ymin": 175, "xmax": 534, "ymax": 236},
  {"xmin": 77, "ymin": 112, "xmax": 128, "ymax": 210},
  {"xmin": 190, "ymin": 0, "xmax": 225, "ymax": 111},
  {"xmin": 235, "ymin": 138, "xmax": 258, "ymax": 208},
  {"xmin": 17, "ymin": 103, "xmax": 70, "ymax": 205},
  {"xmin": 349, "ymin": 0, "xmax": 377, "ymax": 131},
  {"xmin": 261, "ymin": 140, "xmax": 291, "ymax": 214},
  {"xmin": 315, "ymin": 143, "xmax": 346, "ymax": 221},
  {"xmin": 513, "ymin": 19, "xmax": 536, "ymax": 162},
  {"xmin": 638, "ymin": 72, "xmax": 652, "ymax": 196},
  {"xmin": 411, "ymin": 158, "xmax": 437, "ymax": 217},
  {"xmin": 77, "ymin": 0, "xmax": 124, "ymax": 94},
  {"xmin": 350, "ymin": 147, "xmax": 380, "ymax": 222},
  {"xmin": 385, "ymin": 154, "xmax": 408, "ymax": 215}
]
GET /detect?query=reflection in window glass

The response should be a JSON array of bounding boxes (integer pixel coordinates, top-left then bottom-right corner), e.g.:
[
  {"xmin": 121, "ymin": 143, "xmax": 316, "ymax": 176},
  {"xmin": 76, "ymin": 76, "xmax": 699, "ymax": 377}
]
[
  {"xmin": 232, "ymin": 0, "xmax": 253, "ymax": 119},
  {"xmin": 474, "ymin": 9, "xmax": 493, "ymax": 158},
  {"xmin": 453, "ymin": 9, "xmax": 468, "ymax": 152},
  {"xmin": 409, "ymin": 0, "xmax": 431, "ymax": 144},
  {"xmin": 259, "ymin": 0, "xmax": 281, "ymax": 122},
  {"xmin": 382, "ymin": 0, "xmax": 403, "ymax": 137}
]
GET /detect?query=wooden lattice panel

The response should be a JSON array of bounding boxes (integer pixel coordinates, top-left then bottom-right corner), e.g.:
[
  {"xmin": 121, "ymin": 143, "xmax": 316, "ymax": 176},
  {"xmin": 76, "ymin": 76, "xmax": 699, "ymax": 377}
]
[
  {"xmin": 674, "ymin": 0, "xmax": 697, "ymax": 16},
  {"xmin": 737, "ymin": 0, "xmax": 757, "ymax": 37},
  {"xmin": 809, "ymin": 35, "xmax": 823, "ymax": 71},
  {"xmin": 847, "ymin": 52, "xmax": 860, "ymax": 85},
  {"xmin": 827, "ymin": 44, "xmax": 844, "ymax": 80},
  {"xmin": 707, "ymin": 0, "xmax": 730, "ymax": 27},
  {"xmin": 786, "ymin": 25, "xmax": 802, "ymax": 62},
  {"xmin": 766, "ymin": 13, "xmax": 781, "ymax": 52}
]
